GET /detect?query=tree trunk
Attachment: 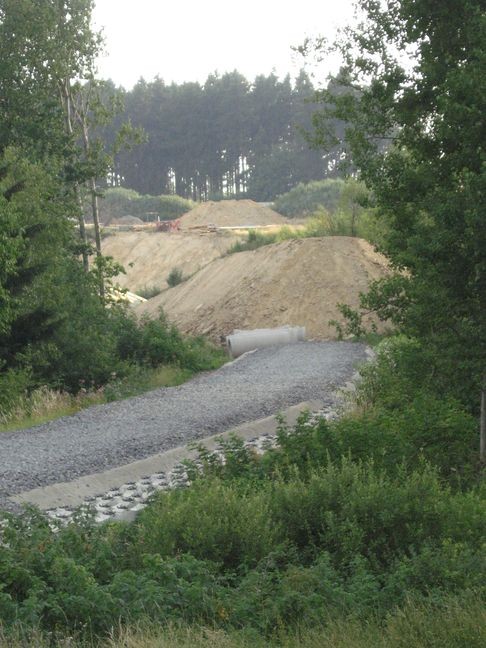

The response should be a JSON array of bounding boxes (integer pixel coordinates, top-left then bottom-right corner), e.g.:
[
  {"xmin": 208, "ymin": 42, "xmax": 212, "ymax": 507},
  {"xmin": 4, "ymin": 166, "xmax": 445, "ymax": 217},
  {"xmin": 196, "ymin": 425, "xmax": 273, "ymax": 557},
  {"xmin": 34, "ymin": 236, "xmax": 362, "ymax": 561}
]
[
  {"xmin": 81, "ymin": 120, "xmax": 105, "ymax": 299},
  {"xmin": 59, "ymin": 78, "xmax": 89, "ymax": 272},
  {"xmin": 481, "ymin": 382, "xmax": 485, "ymax": 464}
]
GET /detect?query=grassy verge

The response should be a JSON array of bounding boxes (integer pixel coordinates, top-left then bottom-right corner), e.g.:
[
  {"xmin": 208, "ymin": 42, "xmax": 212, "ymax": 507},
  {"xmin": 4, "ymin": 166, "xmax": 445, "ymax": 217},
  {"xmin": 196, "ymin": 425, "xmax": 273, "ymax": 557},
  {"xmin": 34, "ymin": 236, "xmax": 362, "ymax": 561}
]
[
  {"xmin": 0, "ymin": 365, "xmax": 197, "ymax": 433},
  {"xmin": 104, "ymin": 597, "xmax": 486, "ymax": 647},
  {"xmin": 2, "ymin": 595, "xmax": 483, "ymax": 647}
]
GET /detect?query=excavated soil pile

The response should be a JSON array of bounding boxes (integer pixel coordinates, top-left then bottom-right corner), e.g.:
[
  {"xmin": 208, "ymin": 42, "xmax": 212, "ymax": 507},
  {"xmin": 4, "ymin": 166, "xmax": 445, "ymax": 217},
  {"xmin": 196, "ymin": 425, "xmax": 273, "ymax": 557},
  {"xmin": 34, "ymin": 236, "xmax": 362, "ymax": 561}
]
[
  {"xmin": 102, "ymin": 230, "xmax": 239, "ymax": 292},
  {"xmin": 179, "ymin": 199, "xmax": 288, "ymax": 228},
  {"xmin": 106, "ymin": 215, "xmax": 144, "ymax": 226},
  {"xmin": 137, "ymin": 237, "xmax": 391, "ymax": 340}
]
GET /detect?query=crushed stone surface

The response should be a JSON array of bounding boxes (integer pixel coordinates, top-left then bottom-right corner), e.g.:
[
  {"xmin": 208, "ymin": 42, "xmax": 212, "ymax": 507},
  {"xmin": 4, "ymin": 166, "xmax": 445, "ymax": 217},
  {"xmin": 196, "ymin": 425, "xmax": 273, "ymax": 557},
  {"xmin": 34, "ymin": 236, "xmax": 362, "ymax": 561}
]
[{"xmin": 0, "ymin": 342, "xmax": 367, "ymax": 512}]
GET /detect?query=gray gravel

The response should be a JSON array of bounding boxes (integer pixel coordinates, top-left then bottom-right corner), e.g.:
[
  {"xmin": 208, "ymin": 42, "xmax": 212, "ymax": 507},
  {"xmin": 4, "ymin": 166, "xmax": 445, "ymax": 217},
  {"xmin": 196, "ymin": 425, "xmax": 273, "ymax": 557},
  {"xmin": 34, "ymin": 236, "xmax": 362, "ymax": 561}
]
[{"xmin": 0, "ymin": 342, "xmax": 367, "ymax": 510}]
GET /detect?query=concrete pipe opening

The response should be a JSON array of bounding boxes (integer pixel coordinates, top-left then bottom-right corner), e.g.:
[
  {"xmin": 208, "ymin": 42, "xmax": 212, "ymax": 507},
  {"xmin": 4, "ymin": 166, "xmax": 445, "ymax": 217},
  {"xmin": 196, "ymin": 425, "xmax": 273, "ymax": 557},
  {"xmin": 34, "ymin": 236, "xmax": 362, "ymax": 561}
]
[{"xmin": 226, "ymin": 326, "xmax": 306, "ymax": 359}]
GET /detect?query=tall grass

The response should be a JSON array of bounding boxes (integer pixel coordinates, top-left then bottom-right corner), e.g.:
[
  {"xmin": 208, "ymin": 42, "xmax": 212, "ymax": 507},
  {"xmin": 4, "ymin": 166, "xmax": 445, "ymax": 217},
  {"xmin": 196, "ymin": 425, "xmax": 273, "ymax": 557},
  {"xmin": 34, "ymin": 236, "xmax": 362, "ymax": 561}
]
[
  {"xmin": 0, "ymin": 365, "xmax": 209, "ymax": 433},
  {"xmin": 1, "ymin": 595, "xmax": 483, "ymax": 647},
  {"xmin": 226, "ymin": 208, "xmax": 380, "ymax": 255},
  {"xmin": 104, "ymin": 597, "xmax": 486, "ymax": 647},
  {"xmin": 137, "ymin": 285, "xmax": 163, "ymax": 300}
]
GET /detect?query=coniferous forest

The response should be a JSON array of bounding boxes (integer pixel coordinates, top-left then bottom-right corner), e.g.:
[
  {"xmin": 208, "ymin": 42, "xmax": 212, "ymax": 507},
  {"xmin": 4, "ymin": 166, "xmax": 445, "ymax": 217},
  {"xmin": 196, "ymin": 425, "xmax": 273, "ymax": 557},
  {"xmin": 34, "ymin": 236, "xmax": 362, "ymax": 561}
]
[{"xmin": 102, "ymin": 71, "xmax": 345, "ymax": 201}]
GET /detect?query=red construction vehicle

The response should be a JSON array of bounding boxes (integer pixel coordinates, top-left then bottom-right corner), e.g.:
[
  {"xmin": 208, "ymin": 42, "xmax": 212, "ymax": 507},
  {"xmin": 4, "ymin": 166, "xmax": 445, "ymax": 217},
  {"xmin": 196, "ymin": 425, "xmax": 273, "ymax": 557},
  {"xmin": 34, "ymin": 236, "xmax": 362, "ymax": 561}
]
[{"xmin": 156, "ymin": 218, "xmax": 181, "ymax": 232}]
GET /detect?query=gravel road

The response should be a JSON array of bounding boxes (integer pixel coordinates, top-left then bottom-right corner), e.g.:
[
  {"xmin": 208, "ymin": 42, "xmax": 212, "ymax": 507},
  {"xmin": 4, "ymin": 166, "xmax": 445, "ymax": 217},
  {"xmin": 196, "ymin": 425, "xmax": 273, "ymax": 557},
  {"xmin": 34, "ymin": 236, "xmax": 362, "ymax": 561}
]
[{"xmin": 0, "ymin": 342, "xmax": 367, "ymax": 510}]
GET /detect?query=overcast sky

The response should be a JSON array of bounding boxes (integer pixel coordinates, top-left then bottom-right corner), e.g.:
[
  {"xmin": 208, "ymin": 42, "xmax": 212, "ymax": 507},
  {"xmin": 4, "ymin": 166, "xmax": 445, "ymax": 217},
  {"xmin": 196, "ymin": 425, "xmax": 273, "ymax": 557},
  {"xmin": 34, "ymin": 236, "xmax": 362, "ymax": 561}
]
[{"xmin": 92, "ymin": 0, "xmax": 356, "ymax": 89}]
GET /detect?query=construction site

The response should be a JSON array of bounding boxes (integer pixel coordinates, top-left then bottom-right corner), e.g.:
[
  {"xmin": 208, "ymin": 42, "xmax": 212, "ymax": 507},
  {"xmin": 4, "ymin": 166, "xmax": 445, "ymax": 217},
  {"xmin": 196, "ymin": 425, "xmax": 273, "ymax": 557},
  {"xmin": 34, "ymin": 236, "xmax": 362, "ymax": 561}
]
[{"xmin": 101, "ymin": 199, "xmax": 390, "ymax": 342}]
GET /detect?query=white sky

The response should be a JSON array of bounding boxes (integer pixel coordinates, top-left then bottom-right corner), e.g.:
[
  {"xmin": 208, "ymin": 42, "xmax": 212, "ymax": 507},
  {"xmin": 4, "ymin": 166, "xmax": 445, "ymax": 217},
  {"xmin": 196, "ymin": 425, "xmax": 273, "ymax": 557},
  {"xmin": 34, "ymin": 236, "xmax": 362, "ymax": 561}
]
[{"xmin": 92, "ymin": 0, "xmax": 356, "ymax": 89}]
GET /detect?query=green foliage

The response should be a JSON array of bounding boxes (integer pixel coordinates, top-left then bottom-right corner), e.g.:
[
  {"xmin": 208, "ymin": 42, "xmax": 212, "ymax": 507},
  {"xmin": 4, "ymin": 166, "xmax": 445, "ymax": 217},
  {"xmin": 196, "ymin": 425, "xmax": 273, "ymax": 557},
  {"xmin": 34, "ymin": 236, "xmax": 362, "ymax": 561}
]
[
  {"xmin": 167, "ymin": 267, "xmax": 185, "ymax": 288},
  {"xmin": 309, "ymin": 0, "xmax": 486, "ymax": 410},
  {"xmin": 0, "ymin": 369, "xmax": 31, "ymax": 423},
  {"xmin": 135, "ymin": 479, "xmax": 278, "ymax": 571},
  {"xmin": 99, "ymin": 188, "xmax": 194, "ymax": 223},
  {"xmin": 103, "ymin": 70, "xmax": 343, "ymax": 201},
  {"xmin": 2, "ymin": 595, "xmax": 485, "ymax": 647},
  {"xmin": 113, "ymin": 310, "xmax": 226, "ymax": 374},
  {"xmin": 137, "ymin": 284, "xmax": 163, "ymax": 299},
  {"xmin": 274, "ymin": 179, "xmax": 346, "ymax": 217}
]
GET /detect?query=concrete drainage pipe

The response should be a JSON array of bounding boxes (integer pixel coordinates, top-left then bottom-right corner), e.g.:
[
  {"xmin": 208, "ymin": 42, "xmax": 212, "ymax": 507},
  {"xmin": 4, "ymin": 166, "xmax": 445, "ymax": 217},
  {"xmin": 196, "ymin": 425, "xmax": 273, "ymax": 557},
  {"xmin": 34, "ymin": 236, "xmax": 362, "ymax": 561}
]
[{"xmin": 226, "ymin": 326, "xmax": 306, "ymax": 359}]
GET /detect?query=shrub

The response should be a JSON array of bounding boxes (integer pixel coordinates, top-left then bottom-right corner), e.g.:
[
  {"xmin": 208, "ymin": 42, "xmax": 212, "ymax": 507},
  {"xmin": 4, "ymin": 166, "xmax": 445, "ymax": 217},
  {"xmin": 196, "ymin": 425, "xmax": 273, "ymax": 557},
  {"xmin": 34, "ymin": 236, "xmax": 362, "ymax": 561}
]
[
  {"xmin": 274, "ymin": 179, "xmax": 345, "ymax": 218},
  {"xmin": 97, "ymin": 188, "xmax": 194, "ymax": 223},
  {"xmin": 135, "ymin": 478, "xmax": 279, "ymax": 571},
  {"xmin": 137, "ymin": 284, "xmax": 163, "ymax": 299},
  {"xmin": 167, "ymin": 267, "xmax": 185, "ymax": 287},
  {"xmin": 0, "ymin": 368, "xmax": 30, "ymax": 422},
  {"xmin": 114, "ymin": 310, "xmax": 226, "ymax": 373}
]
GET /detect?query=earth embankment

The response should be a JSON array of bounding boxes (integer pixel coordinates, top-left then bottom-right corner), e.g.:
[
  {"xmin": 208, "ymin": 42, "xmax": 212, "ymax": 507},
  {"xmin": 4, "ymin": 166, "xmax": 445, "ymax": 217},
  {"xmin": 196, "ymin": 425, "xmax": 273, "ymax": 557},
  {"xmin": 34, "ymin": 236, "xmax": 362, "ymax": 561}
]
[
  {"xmin": 178, "ymin": 199, "xmax": 288, "ymax": 228},
  {"xmin": 102, "ymin": 230, "xmax": 239, "ymax": 292},
  {"xmin": 137, "ymin": 236, "xmax": 390, "ymax": 340}
]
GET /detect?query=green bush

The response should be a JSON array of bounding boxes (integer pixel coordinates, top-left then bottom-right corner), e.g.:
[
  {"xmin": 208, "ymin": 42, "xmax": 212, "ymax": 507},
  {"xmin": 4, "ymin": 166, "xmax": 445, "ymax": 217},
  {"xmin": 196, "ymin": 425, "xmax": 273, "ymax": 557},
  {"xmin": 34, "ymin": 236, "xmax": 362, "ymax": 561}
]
[
  {"xmin": 167, "ymin": 267, "xmax": 185, "ymax": 287},
  {"xmin": 274, "ymin": 179, "xmax": 345, "ymax": 217},
  {"xmin": 114, "ymin": 310, "xmax": 226, "ymax": 373},
  {"xmin": 135, "ymin": 479, "xmax": 278, "ymax": 571},
  {"xmin": 137, "ymin": 285, "xmax": 162, "ymax": 300},
  {"xmin": 268, "ymin": 399, "xmax": 478, "ymax": 489},
  {"xmin": 98, "ymin": 188, "xmax": 194, "ymax": 222},
  {"xmin": 0, "ymin": 368, "xmax": 30, "ymax": 422}
]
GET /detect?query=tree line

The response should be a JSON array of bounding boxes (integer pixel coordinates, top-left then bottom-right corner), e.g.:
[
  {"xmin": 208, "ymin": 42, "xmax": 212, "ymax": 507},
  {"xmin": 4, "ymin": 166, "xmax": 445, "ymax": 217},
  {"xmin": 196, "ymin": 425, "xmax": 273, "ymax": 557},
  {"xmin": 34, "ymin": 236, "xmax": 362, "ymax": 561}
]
[
  {"xmin": 0, "ymin": 0, "xmax": 222, "ymax": 422},
  {"xmin": 102, "ymin": 71, "xmax": 346, "ymax": 201}
]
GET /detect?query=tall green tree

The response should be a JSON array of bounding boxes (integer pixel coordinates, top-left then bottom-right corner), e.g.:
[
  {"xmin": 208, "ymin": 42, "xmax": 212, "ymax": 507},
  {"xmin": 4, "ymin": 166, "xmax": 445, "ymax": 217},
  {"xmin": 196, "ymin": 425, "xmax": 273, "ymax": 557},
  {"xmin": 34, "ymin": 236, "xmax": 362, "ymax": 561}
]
[
  {"xmin": 310, "ymin": 1, "xmax": 485, "ymax": 415},
  {"xmin": 0, "ymin": 151, "xmax": 73, "ymax": 386},
  {"xmin": 0, "ymin": 0, "xmax": 102, "ymax": 269}
]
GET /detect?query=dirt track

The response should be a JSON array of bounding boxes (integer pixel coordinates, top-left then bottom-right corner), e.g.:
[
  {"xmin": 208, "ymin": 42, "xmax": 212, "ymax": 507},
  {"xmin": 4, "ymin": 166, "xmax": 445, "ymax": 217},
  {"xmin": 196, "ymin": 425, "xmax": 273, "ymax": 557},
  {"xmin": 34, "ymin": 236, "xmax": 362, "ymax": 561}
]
[{"xmin": 137, "ymin": 237, "xmax": 390, "ymax": 340}]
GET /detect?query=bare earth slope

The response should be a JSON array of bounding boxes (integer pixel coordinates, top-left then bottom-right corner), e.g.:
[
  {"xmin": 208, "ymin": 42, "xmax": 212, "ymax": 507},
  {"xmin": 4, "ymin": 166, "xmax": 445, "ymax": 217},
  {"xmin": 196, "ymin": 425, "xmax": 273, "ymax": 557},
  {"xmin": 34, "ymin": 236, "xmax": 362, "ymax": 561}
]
[
  {"xmin": 138, "ymin": 237, "xmax": 390, "ymax": 340},
  {"xmin": 179, "ymin": 199, "xmax": 288, "ymax": 228},
  {"xmin": 102, "ymin": 231, "xmax": 238, "ymax": 291}
]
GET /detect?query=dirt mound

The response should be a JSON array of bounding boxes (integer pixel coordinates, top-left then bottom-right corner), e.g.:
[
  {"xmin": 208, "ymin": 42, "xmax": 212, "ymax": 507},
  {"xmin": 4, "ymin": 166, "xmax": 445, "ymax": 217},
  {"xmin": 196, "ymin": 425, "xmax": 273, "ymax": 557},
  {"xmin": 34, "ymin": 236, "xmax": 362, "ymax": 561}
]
[
  {"xmin": 180, "ymin": 199, "xmax": 287, "ymax": 228},
  {"xmin": 102, "ymin": 230, "xmax": 240, "ymax": 292},
  {"xmin": 106, "ymin": 215, "xmax": 144, "ymax": 226},
  {"xmin": 138, "ymin": 237, "xmax": 391, "ymax": 340}
]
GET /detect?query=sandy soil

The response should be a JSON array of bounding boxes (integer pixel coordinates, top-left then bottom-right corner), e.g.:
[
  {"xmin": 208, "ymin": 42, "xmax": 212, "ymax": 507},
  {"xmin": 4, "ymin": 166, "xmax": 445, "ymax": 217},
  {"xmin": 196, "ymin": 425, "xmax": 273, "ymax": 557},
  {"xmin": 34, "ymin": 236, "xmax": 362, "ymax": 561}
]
[
  {"xmin": 101, "ymin": 230, "xmax": 240, "ymax": 292},
  {"xmin": 179, "ymin": 199, "xmax": 288, "ymax": 228},
  {"xmin": 137, "ymin": 236, "xmax": 390, "ymax": 340}
]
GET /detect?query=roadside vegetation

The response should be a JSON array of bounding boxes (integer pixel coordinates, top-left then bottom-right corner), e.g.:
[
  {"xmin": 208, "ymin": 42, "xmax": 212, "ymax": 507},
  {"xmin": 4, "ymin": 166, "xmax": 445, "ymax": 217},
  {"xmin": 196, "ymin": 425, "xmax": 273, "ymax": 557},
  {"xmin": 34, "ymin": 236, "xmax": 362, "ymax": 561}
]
[
  {"xmin": 0, "ymin": 337, "xmax": 484, "ymax": 646},
  {"xmin": 0, "ymin": 309, "xmax": 226, "ymax": 432}
]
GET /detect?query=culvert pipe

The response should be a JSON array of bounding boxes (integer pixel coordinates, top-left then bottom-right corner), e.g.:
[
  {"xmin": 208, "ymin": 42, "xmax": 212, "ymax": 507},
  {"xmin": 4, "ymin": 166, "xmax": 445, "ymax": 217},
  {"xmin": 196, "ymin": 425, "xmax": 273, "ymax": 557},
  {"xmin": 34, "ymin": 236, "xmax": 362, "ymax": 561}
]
[{"xmin": 226, "ymin": 326, "xmax": 306, "ymax": 359}]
